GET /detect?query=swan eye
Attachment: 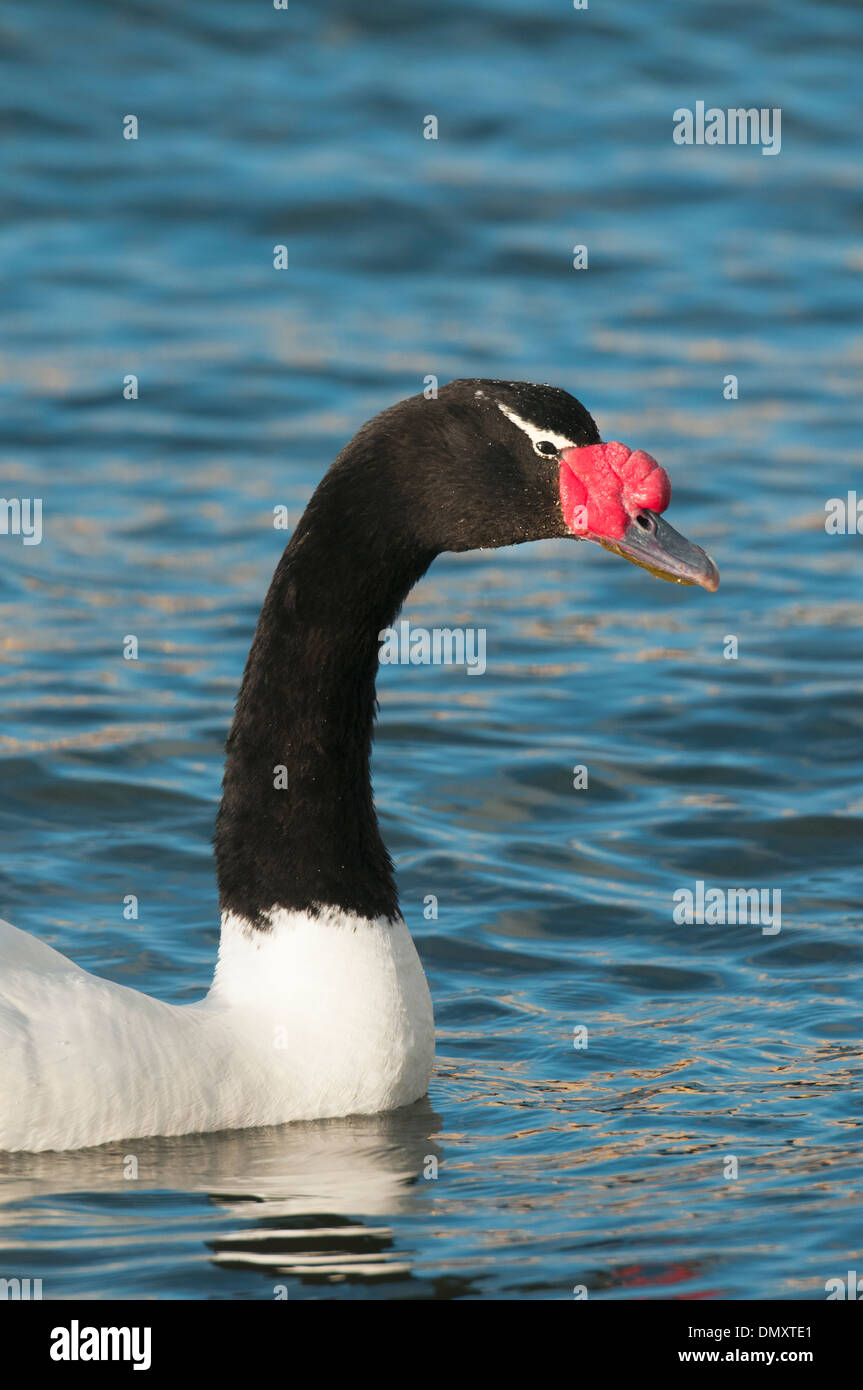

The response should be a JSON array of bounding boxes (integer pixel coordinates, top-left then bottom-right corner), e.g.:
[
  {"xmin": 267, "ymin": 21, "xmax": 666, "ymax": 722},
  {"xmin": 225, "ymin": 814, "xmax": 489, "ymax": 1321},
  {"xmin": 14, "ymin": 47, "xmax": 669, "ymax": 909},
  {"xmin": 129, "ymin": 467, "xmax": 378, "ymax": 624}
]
[{"xmin": 534, "ymin": 440, "xmax": 558, "ymax": 456}]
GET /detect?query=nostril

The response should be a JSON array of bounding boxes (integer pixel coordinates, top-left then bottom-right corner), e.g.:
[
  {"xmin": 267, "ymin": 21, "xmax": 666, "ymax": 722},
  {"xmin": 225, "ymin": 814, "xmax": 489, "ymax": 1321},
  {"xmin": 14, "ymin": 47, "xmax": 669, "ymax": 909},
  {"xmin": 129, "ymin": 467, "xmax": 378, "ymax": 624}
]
[{"xmin": 635, "ymin": 512, "xmax": 653, "ymax": 531}]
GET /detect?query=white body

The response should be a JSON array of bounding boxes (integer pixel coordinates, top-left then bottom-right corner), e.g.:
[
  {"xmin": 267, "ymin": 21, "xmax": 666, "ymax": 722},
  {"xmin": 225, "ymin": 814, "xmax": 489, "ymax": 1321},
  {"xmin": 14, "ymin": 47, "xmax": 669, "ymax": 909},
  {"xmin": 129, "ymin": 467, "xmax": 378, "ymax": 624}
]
[{"xmin": 0, "ymin": 910, "xmax": 434, "ymax": 1153}]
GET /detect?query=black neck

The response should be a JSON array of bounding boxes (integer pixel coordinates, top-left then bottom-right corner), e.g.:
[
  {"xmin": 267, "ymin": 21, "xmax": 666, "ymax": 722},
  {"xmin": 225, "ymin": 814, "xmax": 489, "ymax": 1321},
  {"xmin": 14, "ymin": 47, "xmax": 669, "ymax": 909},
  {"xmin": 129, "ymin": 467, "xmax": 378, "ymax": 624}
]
[
  {"xmin": 214, "ymin": 443, "xmax": 434, "ymax": 927},
  {"xmin": 214, "ymin": 381, "xmax": 587, "ymax": 928}
]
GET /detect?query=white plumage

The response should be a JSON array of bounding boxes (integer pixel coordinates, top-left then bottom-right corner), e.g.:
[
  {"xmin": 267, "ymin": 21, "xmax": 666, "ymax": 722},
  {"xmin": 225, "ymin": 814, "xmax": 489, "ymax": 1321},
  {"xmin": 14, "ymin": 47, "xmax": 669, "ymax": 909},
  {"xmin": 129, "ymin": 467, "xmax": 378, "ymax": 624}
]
[{"xmin": 0, "ymin": 910, "xmax": 434, "ymax": 1152}]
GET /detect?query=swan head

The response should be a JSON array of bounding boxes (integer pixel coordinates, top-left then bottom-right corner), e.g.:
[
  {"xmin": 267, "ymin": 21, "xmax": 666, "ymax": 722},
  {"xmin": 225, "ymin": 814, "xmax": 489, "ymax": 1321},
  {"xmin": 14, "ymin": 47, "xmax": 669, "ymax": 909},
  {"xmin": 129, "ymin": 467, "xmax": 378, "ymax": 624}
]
[{"xmin": 412, "ymin": 379, "xmax": 719, "ymax": 592}]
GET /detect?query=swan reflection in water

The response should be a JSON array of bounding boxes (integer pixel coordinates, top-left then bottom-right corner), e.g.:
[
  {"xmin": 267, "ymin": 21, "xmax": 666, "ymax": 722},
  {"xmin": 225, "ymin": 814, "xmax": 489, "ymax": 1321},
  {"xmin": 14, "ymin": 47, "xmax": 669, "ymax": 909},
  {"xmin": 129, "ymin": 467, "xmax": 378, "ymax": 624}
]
[{"xmin": 0, "ymin": 1100, "xmax": 444, "ymax": 1291}]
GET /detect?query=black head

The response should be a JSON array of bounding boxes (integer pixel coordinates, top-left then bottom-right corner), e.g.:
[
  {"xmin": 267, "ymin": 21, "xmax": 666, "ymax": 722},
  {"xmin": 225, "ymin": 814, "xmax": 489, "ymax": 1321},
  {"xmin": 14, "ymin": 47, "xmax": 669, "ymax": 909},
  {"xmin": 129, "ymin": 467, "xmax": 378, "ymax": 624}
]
[
  {"xmin": 336, "ymin": 378, "xmax": 600, "ymax": 556},
  {"xmin": 328, "ymin": 378, "xmax": 718, "ymax": 589}
]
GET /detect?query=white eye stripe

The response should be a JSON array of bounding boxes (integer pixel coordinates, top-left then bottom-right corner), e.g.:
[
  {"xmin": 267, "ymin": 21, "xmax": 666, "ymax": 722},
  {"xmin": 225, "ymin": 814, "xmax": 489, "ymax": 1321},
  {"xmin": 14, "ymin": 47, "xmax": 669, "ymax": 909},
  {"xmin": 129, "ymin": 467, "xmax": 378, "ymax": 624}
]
[{"xmin": 495, "ymin": 402, "xmax": 578, "ymax": 454}]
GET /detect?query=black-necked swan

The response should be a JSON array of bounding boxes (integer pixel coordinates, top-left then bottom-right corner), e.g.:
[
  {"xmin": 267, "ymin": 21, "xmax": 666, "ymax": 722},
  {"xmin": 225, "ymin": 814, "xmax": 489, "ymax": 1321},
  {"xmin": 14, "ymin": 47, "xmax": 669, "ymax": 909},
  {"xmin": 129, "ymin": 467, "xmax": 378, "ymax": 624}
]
[{"xmin": 0, "ymin": 379, "xmax": 718, "ymax": 1152}]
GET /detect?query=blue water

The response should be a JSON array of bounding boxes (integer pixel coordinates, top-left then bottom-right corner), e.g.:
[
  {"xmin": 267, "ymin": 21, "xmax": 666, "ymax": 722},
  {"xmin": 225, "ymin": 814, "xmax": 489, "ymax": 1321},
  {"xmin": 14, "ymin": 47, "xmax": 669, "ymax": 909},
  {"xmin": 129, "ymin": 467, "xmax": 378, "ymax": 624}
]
[{"xmin": 1, "ymin": 0, "xmax": 862, "ymax": 1300}]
